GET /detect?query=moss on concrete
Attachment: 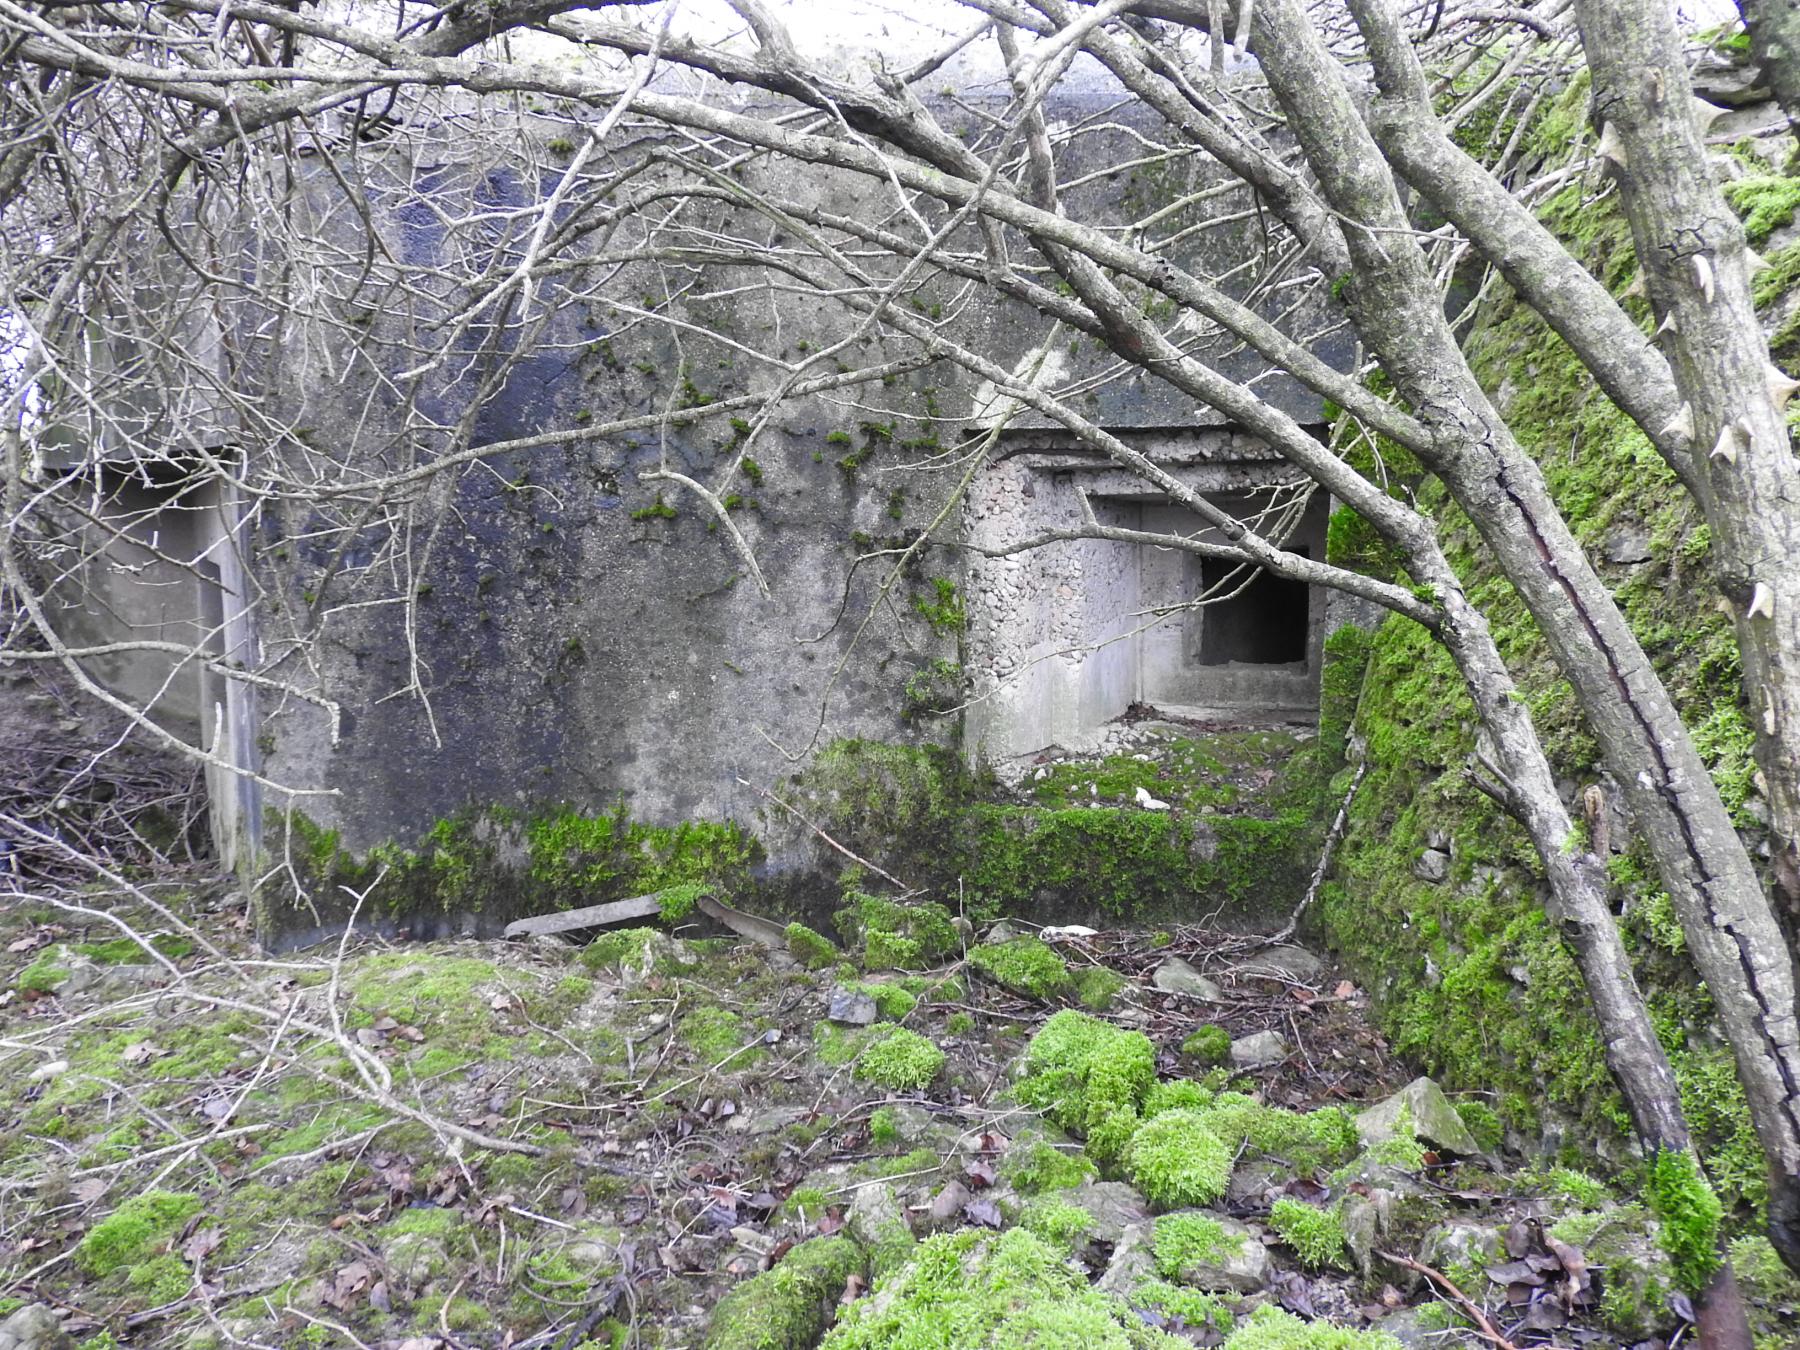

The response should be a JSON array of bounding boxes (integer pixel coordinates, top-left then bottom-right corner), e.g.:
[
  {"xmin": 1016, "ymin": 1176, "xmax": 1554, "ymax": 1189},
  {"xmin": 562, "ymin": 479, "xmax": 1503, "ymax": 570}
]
[{"xmin": 1313, "ymin": 124, "xmax": 1784, "ymax": 1216}]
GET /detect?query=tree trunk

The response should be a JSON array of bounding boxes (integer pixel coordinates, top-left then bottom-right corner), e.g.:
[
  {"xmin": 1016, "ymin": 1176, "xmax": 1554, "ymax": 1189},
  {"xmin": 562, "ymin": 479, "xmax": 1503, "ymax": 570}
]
[{"xmin": 1250, "ymin": 0, "xmax": 1800, "ymax": 1290}]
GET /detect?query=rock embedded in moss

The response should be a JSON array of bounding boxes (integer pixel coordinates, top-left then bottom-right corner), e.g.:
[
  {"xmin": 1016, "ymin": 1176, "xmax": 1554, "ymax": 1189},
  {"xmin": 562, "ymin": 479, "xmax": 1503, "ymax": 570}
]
[
  {"xmin": 968, "ymin": 937, "xmax": 1071, "ymax": 1000},
  {"xmin": 1124, "ymin": 1110, "xmax": 1232, "ymax": 1210},
  {"xmin": 1354, "ymin": 1077, "xmax": 1480, "ymax": 1156},
  {"xmin": 703, "ymin": 1235, "xmax": 866, "ymax": 1350},
  {"xmin": 1073, "ymin": 966, "xmax": 1129, "ymax": 1010},
  {"xmin": 852, "ymin": 1025, "xmax": 944, "ymax": 1092},
  {"xmin": 1153, "ymin": 1212, "xmax": 1270, "ymax": 1292}
]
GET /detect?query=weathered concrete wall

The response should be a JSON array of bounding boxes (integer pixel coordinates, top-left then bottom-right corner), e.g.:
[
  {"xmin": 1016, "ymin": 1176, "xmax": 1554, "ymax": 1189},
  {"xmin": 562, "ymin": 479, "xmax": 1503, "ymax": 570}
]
[
  {"xmin": 963, "ymin": 430, "xmax": 1339, "ymax": 765},
  {"xmin": 44, "ymin": 80, "xmax": 1354, "ymax": 938}
]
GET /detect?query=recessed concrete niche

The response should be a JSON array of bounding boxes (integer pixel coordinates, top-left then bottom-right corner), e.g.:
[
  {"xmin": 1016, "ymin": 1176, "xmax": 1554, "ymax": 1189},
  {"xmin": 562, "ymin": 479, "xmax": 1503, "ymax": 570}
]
[{"xmin": 963, "ymin": 428, "xmax": 1355, "ymax": 767}]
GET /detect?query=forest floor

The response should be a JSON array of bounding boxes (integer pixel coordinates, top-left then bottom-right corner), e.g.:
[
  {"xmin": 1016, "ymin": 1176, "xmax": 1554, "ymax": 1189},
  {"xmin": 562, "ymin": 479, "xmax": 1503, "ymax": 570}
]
[{"xmin": 3, "ymin": 874, "xmax": 1798, "ymax": 1350}]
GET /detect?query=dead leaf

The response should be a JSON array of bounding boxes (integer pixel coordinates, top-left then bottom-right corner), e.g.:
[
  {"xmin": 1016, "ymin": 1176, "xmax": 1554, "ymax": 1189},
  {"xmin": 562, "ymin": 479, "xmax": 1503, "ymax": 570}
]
[
  {"xmin": 963, "ymin": 1159, "xmax": 997, "ymax": 1189},
  {"xmin": 72, "ymin": 1178, "xmax": 108, "ymax": 1205},
  {"xmin": 1334, "ymin": 980, "xmax": 1358, "ymax": 999},
  {"xmin": 322, "ymin": 1259, "xmax": 373, "ymax": 1312},
  {"xmin": 182, "ymin": 1227, "xmax": 223, "ymax": 1262},
  {"xmin": 962, "ymin": 1197, "xmax": 1002, "ymax": 1228}
]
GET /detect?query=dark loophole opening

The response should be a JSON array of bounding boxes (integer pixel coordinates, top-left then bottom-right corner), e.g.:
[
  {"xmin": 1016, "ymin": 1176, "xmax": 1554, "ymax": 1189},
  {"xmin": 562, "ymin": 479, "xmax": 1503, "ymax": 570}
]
[{"xmin": 1197, "ymin": 551, "xmax": 1310, "ymax": 666}]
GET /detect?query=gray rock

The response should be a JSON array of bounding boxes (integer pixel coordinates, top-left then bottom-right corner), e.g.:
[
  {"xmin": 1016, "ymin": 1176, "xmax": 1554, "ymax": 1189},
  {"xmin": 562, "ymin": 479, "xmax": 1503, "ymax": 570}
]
[
  {"xmin": 984, "ymin": 921, "xmax": 1022, "ymax": 944},
  {"xmin": 1094, "ymin": 1221, "xmax": 1159, "ymax": 1298},
  {"xmin": 1602, "ymin": 525, "xmax": 1654, "ymax": 565},
  {"xmin": 1693, "ymin": 55, "xmax": 1768, "ymax": 106},
  {"xmin": 1229, "ymin": 1029, "xmax": 1289, "ymax": 1068},
  {"xmin": 1416, "ymin": 1222, "xmax": 1506, "ymax": 1295},
  {"xmin": 383, "ymin": 1231, "xmax": 451, "ymax": 1283},
  {"xmin": 1226, "ymin": 1160, "xmax": 1286, "ymax": 1208},
  {"xmin": 1412, "ymin": 847, "xmax": 1451, "ymax": 883},
  {"xmin": 926, "ymin": 1180, "xmax": 969, "ymax": 1230},
  {"xmin": 827, "ymin": 987, "xmax": 878, "ymax": 1026},
  {"xmin": 1151, "ymin": 958, "xmax": 1223, "ymax": 1001},
  {"xmin": 847, "ymin": 1182, "xmax": 915, "ymax": 1274},
  {"xmin": 1158, "ymin": 1211, "xmax": 1271, "ymax": 1292},
  {"xmin": 1340, "ymin": 1193, "xmax": 1381, "ymax": 1279},
  {"xmin": 725, "ymin": 1105, "xmax": 813, "ymax": 1136},
  {"xmin": 882, "ymin": 1103, "xmax": 954, "ymax": 1147},
  {"xmin": 1233, "ymin": 944, "xmax": 1326, "ymax": 985},
  {"xmin": 1062, "ymin": 1181, "xmax": 1152, "ymax": 1244},
  {"xmin": 1356, "ymin": 1077, "xmax": 1481, "ymax": 1155},
  {"xmin": 0, "ymin": 1305, "xmax": 71, "ymax": 1350}
]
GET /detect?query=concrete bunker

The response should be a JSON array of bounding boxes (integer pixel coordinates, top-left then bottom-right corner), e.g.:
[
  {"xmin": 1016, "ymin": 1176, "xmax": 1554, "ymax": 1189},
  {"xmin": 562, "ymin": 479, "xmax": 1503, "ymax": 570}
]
[{"xmin": 963, "ymin": 427, "xmax": 1345, "ymax": 766}]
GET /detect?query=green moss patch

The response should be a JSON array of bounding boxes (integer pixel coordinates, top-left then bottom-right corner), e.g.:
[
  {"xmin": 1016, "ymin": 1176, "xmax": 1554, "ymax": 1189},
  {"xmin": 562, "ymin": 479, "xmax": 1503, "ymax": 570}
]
[
  {"xmin": 852, "ymin": 1026, "xmax": 944, "ymax": 1091},
  {"xmin": 968, "ymin": 937, "xmax": 1070, "ymax": 1000},
  {"xmin": 1124, "ymin": 1110, "xmax": 1232, "ymax": 1210},
  {"xmin": 78, "ymin": 1191, "xmax": 203, "ymax": 1277},
  {"xmin": 1014, "ymin": 1011, "xmax": 1156, "ymax": 1167},
  {"xmin": 822, "ymin": 1228, "xmax": 1186, "ymax": 1349},
  {"xmin": 704, "ymin": 1236, "xmax": 866, "ymax": 1350}
]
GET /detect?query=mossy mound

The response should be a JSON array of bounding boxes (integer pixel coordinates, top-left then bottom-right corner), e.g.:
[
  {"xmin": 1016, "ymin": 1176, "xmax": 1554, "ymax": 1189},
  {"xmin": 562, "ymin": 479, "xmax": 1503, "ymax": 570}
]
[
  {"xmin": 835, "ymin": 894, "xmax": 959, "ymax": 971},
  {"xmin": 704, "ymin": 1236, "xmax": 867, "ymax": 1350},
  {"xmin": 821, "ymin": 1227, "xmax": 1189, "ymax": 1349},
  {"xmin": 1123, "ymin": 1110, "xmax": 1232, "ymax": 1210},
  {"xmin": 853, "ymin": 1026, "xmax": 945, "ymax": 1091},
  {"xmin": 968, "ymin": 937, "xmax": 1071, "ymax": 1000},
  {"xmin": 1014, "ymin": 1011, "xmax": 1156, "ymax": 1167}
]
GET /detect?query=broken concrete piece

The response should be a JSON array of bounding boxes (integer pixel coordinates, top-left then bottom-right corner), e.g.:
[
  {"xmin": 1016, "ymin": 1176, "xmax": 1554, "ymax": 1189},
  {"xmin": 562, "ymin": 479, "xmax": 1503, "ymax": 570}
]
[
  {"xmin": 1160, "ymin": 1211, "xmax": 1271, "ymax": 1292},
  {"xmin": 1233, "ymin": 944, "xmax": 1325, "ymax": 984},
  {"xmin": 827, "ymin": 987, "xmax": 878, "ymax": 1026},
  {"xmin": 1229, "ymin": 1029, "xmax": 1289, "ymax": 1068},
  {"xmin": 1355, "ymin": 1076, "xmax": 1481, "ymax": 1155},
  {"xmin": 1151, "ymin": 958, "xmax": 1223, "ymax": 1000}
]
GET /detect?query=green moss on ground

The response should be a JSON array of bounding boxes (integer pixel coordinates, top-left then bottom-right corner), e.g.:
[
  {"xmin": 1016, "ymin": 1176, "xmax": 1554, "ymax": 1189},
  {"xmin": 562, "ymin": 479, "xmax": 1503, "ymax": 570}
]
[
  {"xmin": 1268, "ymin": 1199, "xmax": 1348, "ymax": 1271},
  {"xmin": 822, "ymin": 1228, "xmax": 1187, "ymax": 1349},
  {"xmin": 78, "ymin": 1191, "xmax": 203, "ymax": 1277},
  {"xmin": 1014, "ymin": 1011, "xmax": 1155, "ymax": 1167},
  {"xmin": 968, "ymin": 937, "xmax": 1071, "ymax": 1000},
  {"xmin": 1179, "ymin": 1026, "xmax": 1231, "ymax": 1065},
  {"xmin": 1124, "ymin": 1110, "xmax": 1232, "ymax": 1210},
  {"xmin": 852, "ymin": 1026, "xmax": 944, "ymax": 1092},
  {"xmin": 703, "ymin": 1237, "xmax": 869, "ymax": 1350}
]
